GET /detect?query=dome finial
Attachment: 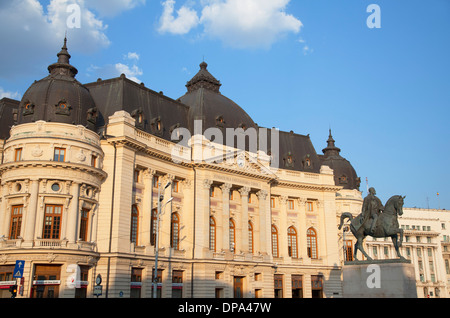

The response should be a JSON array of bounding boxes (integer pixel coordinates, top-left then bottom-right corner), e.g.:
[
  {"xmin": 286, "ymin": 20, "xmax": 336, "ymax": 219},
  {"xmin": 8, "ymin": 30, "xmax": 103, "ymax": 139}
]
[
  {"xmin": 185, "ymin": 61, "xmax": 221, "ymax": 93},
  {"xmin": 57, "ymin": 35, "xmax": 71, "ymax": 64},
  {"xmin": 48, "ymin": 36, "xmax": 78, "ymax": 77},
  {"xmin": 200, "ymin": 61, "xmax": 208, "ymax": 70},
  {"xmin": 322, "ymin": 128, "xmax": 341, "ymax": 157}
]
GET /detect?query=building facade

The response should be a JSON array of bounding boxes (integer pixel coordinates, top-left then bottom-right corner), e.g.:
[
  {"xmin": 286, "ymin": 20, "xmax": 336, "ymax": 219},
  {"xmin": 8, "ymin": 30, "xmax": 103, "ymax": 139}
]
[{"xmin": 0, "ymin": 39, "xmax": 446, "ymax": 299}]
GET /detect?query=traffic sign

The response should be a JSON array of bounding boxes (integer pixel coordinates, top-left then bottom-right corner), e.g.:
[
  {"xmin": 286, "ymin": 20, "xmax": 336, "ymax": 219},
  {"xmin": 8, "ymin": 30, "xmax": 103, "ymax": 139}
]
[
  {"xmin": 93, "ymin": 285, "xmax": 102, "ymax": 296},
  {"xmin": 13, "ymin": 260, "xmax": 25, "ymax": 278}
]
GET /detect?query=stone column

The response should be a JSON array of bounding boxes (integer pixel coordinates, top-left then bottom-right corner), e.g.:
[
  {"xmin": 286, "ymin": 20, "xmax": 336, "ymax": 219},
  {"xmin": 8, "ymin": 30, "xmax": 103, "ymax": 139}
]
[
  {"xmin": 220, "ymin": 183, "xmax": 232, "ymax": 251},
  {"xmin": 239, "ymin": 187, "xmax": 250, "ymax": 254},
  {"xmin": 141, "ymin": 169, "xmax": 155, "ymax": 247},
  {"xmin": 257, "ymin": 190, "xmax": 269, "ymax": 255},
  {"xmin": 160, "ymin": 174, "xmax": 174, "ymax": 248},
  {"xmin": 279, "ymin": 195, "xmax": 288, "ymax": 258},
  {"xmin": 194, "ymin": 179, "xmax": 212, "ymax": 258},
  {"xmin": 0, "ymin": 183, "xmax": 9, "ymax": 237},
  {"xmin": 90, "ymin": 202, "xmax": 98, "ymax": 243},
  {"xmin": 23, "ymin": 179, "xmax": 39, "ymax": 243},
  {"xmin": 67, "ymin": 182, "xmax": 80, "ymax": 243}
]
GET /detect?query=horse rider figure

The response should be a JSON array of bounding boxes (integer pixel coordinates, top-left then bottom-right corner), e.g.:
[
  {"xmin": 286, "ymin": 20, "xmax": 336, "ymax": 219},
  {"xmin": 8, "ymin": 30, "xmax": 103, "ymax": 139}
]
[{"xmin": 362, "ymin": 187, "xmax": 384, "ymax": 235}]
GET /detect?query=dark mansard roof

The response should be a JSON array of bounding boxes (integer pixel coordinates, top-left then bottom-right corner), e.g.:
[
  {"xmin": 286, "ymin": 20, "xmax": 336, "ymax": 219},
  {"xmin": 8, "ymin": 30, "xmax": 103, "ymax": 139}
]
[
  {"xmin": 16, "ymin": 38, "xmax": 97, "ymax": 130},
  {"xmin": 1, "ymin": 41, "xmax": 360, "ymax": 189}
]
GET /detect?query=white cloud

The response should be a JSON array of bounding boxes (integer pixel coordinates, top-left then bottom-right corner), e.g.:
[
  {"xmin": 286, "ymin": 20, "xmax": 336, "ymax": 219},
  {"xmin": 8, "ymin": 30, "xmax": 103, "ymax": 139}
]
[
  {"xmin": 0, "ymin": 87, "xmax": 21, "ymax": 100},
  {"xmin": 0, "ymin": 0, "xmax": 142, "ymax": 79},
  {"xmin": 115, "ymin": 63, "xmax": 143, "ymax": 83},
  {"xmin": 87, "ymin": 50, "xmax": 143, "ymax": 83},
  {"xmin": 157, "ymin": 0, "xmax": 302, "ymax": 49},
  {"xmin": 302, "ymin": 45, "xmax": 313, "ymax": 55},
  {"xmin": 158, "ymin": 0, "xmax": 199, "ymax": 35},
  {"xmin": 126, "ymin": 52, "xmax": 140, "ymax": 60},
  {"xmin": 46, "ymin": 0, "xmax": 110, "ymax": 49},
  {"xmin": 86, "ymin": 0, "xmax": 146, "ymax": 17}
]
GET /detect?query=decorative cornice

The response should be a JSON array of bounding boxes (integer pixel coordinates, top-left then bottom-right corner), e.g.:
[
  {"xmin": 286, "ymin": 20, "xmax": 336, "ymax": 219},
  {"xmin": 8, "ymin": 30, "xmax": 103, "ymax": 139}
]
[{"xmin": 0, "ymin": 161, "xmax": 107, "ymax": 181}]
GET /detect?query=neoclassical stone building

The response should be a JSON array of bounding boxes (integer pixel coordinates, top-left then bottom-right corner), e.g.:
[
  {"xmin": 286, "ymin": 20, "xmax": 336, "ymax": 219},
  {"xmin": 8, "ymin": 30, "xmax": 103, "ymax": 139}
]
[{"xmin": 0, "ymin": 39, "xmax": 363, "ymax": 298}]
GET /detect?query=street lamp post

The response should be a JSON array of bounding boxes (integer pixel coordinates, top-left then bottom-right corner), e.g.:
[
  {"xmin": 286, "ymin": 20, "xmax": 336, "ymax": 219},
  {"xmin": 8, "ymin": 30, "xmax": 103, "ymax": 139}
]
[{"xmin": 153, "ymin": 181, "xmax": 173, "ymax": 298}]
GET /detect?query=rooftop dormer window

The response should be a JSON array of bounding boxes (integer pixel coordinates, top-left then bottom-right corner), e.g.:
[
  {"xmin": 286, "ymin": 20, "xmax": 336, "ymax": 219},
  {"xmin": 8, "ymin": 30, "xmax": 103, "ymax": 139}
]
[
  {"xmin": 22, "ymin": 101, "xmax": 35, "ymax": 116},
  {"xmin": 216, "ymin": 115, "xmax": 225, "ymax": 127},
  {"xmin": 55, "ymin": 99, "xmax": 71, "ymax": 116},
  {"xmin": 150, "ymin": 117, "xmax": 163, "ymax": 136}
]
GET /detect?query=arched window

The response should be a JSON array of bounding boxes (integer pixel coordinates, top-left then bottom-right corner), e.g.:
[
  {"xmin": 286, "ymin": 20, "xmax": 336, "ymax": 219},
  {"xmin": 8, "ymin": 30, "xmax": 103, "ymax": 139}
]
[
  {"xmin": 288, "ymin": 226, "xmax": 298, "ymax": 258},
  {"xmin": 229, "ymin": 219, "xmax": 236, "ymax": 253},
  {"xmin": 171, "ymin": 213, "xmax": 180, "ymax": 250},
  {"xmin": 307, "ymin": 228, "xmax": 318, "ymax": 259},
  {"xmin": 209, "ymin": 217, "xmax": 216, "ymax": 251},
  {"xmin": 271, "ymin": 225, "xmax": 279, "ymax": 258},
  {"xmin": 248, "ymin": 221, "xmax": 254, "ymax": 254},
  {"xmin": 130, "ymin": 205, "xmax": 139, "ymax": 244},
  {"xmin": 150, "ymin": 208, "xmax": 157, "ymax": 246}
]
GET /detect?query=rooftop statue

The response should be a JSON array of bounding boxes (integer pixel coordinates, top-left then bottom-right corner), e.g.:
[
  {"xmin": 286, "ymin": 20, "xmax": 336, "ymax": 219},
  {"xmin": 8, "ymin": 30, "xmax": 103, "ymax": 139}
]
[{"xmin": 338, "ymin": 187, "xmax": 406, "ymax": 261}]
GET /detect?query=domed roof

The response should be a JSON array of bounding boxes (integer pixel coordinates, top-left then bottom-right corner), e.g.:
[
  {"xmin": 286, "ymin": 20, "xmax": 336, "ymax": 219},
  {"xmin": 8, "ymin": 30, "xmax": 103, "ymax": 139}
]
[
  {"xmin": 321, "ymin": 130, "xmax": 361, "ymax": 190},
  {"xmin": 17, "ymin": 38, "xmax": 97, "ymax": 130},
  {"xmin": 178, "ymin": 62, "xmax": 257, "ymax": 135}
]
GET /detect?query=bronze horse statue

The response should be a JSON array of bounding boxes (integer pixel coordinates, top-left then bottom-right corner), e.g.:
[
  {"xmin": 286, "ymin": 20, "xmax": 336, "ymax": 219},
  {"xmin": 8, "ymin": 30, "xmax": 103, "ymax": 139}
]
[{"xmin": 338, "ymin": 195, "xmax": 406, "ymax": 261}]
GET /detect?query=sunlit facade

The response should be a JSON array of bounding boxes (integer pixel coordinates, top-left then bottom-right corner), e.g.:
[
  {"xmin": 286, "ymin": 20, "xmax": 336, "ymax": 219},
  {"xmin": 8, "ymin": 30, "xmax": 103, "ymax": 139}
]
[{"xmin": 3, "ymin": 39, "xmax": 446, "ymax": 299}]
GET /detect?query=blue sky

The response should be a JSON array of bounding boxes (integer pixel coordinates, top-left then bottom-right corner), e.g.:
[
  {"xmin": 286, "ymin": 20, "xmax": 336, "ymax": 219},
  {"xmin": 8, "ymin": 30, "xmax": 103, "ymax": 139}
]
[{"xmin": 0, "ymin": 0, "xmax": 449, "ymax": 209}]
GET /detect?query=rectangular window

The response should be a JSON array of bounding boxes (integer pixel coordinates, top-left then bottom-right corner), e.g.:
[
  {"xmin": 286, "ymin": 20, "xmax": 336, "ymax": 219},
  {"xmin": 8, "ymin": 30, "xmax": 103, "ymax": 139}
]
[
  {"xmin": 311, "ymin": 275, "xmax": 323, "ymax": 298},
  {"xmin": 79, "ymin": 209, "xmax": 89, "ymax": 241},
  {"xmin": 54, "ymin": 148, "xmax": 65, "ymax": 162},
  {"xmin": 345, "ymin": 240, "xmax": 353, "ymax": 262},
  {"xmin": 130, "ymin": 268, "xmax": 142, "ymax": 299},
  {"xmin": 173, "ymin": 180, "xmax": 179, "ymax": 193},
  {"xmin": 91, "ymin": 155, "xmax": 97, "ymax": 168},
  {"xmin": 9, "ymin": 205, "xmax": 23, "ymax": 239},
  {"xmin": 153, "ymin": 176, "xmax": 160, "ymax": 188},
  {"xmin": 131, "ymin": 205, "xmax": 139, "ymax": 244},
  {"xmin": 292, "ymin": 275, "xmax": 303, "ymax": 298},
  {"xmin": 270, "ymin": 197, "xmax": 276, "ymax": 209},
  {"xmin": 32, "ymin": 265, "xmax": 61, "ymax": 298},
  {"xmin": 151, "ymin": 269, "xmax": 163, "ymax": 298},
  {"xmin": 307, "ymin": 201, "xmax": 314, "ymax": 212},
  {"xmin": 0, "ymin": 265, "xmax": 14, "ymax": 282},
  {"xmin": 288, "ymin": 199, "xmax": 294, "ymax": 210},
  {"xmin": 75, "ymin": 266, "xmax": 89, "ymax": 298},
  {"xmin": 14, "ymin": 148, "xmax": 23, "ymax": 161},
  {"xmin": 234, "ymin": 276, "xmax": 244, "ymax": 298},
  {"xmin": 43, "ymin": 205, "xmax": 63, "ymax": 239},
  {"xmin": 274, "ymin": 274, "xmax": 283, "ymax": 298},
  {"xmin": 172, "ymin": 270, "xmax": 183, "ymax": 298}
]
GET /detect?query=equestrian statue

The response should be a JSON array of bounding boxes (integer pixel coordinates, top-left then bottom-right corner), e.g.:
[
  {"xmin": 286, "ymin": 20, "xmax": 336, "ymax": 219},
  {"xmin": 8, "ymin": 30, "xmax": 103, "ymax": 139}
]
[{"xmin": 338, "ymin": 187, "xmax": 406, "ymax": 261}]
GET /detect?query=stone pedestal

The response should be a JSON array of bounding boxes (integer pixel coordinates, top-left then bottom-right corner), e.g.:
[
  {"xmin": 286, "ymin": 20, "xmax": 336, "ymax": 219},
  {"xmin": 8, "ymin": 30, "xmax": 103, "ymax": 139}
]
[{"xmin": 342, "ymin": 259, "xmax": 417, "ymax": 298}]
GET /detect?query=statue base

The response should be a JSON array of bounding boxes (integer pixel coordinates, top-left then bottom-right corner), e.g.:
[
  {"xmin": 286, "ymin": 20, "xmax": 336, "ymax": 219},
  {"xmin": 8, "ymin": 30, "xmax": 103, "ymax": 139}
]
[{"xmin": 342, "ymin": 259, "xmax": 417, "ymax": 298}]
